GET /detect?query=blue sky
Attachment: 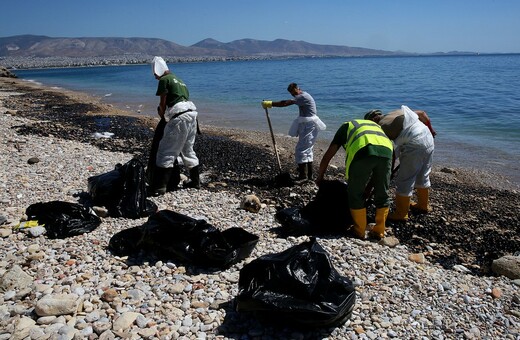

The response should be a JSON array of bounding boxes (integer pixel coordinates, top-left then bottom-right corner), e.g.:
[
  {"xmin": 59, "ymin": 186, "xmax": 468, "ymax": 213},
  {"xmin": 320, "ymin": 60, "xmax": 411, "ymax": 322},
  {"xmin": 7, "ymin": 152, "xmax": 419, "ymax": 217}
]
[{"xmin": 2, "ymin": 0, "xmax": 519, "ymax": 53}]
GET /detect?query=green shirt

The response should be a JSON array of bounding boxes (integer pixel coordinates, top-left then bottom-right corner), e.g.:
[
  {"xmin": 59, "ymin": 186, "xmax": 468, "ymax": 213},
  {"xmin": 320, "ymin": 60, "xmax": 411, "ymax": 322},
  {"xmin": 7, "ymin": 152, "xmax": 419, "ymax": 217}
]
[{"xmin": 156, "ymin": 73, "xmax": 190, "ymax": 107}]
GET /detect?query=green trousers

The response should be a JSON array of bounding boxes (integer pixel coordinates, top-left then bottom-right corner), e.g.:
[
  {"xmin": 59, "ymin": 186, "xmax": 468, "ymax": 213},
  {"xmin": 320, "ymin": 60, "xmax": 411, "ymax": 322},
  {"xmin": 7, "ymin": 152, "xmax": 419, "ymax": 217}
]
[{"xmin": 348, "ymin": 155, "xmax": 391, "ymax": 209}]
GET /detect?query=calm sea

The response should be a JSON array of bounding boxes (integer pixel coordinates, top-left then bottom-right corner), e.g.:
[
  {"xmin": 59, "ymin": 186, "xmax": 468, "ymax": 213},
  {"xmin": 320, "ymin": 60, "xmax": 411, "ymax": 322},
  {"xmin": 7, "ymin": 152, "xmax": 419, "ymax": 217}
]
[{"xmin": 14, "ymin": 55, "xmax": 520, "ymax": 186}]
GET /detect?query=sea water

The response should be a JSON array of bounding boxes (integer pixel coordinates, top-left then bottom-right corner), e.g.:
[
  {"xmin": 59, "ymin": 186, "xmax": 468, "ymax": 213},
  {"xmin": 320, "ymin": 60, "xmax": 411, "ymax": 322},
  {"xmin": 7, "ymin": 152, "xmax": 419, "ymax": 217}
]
[{"xmin": 14, "ymin": 55, "xmax": 520, "ymax": 186}]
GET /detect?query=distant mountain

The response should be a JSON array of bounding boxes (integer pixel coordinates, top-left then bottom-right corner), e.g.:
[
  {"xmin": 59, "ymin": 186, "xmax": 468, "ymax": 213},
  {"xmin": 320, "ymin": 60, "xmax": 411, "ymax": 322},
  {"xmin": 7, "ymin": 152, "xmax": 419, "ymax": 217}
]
[
  {"xmin": 193, "ymin": 38, "xmax": 399, "ymax": 56},
  {"xmin": 0, "ymin": 35, "xmax": 229, "ymax": 58},
  {"xmin": 0, "ymin": 35, "xmax": 405, "ymax": 58}
]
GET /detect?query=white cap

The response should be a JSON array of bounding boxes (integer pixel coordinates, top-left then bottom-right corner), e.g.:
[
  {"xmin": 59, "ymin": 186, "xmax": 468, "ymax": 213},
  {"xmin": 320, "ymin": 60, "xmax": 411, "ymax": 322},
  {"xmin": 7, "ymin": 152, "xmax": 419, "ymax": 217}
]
[{"xmin": 152, "ymin": 56, "xmax": 169, "ymax": 77}]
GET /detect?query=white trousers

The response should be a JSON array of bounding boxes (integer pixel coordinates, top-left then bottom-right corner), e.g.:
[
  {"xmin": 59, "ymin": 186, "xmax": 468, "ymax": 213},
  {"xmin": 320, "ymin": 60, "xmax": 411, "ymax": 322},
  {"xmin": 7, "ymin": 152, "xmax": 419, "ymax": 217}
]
[
  {"xmin": 395, "ymin": 143, "xmax": 434, "ymax": 196},
  {"xmin": 156, "ymin": 110, "xmax": 199, "ymax": 169},
  {"xmin": 294, "ymin": 120, "xmax": 319, "ymax": 164}
]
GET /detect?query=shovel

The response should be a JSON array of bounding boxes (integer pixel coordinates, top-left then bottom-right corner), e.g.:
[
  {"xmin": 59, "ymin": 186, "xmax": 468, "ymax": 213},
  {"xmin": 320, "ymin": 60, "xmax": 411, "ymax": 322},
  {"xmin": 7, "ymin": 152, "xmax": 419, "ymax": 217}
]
[{"xmin": 264, "ymin": 107, "xmax": 293, "ymax": 187}]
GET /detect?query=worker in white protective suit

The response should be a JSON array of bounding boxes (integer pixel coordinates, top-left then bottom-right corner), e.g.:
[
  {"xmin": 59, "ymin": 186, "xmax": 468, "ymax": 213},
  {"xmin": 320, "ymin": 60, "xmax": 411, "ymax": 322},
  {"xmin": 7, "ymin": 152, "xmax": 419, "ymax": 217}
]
[
  {"xmin": 149, "ymin": 56, "xmax": 200, "ymax": 196},
  {"xmin": 261, "ymin": 83, "xmax": 326, "ymax": 180},
  {"xmin": 364, "ymin": 105, "xmax": 435, "ymax": 221}
]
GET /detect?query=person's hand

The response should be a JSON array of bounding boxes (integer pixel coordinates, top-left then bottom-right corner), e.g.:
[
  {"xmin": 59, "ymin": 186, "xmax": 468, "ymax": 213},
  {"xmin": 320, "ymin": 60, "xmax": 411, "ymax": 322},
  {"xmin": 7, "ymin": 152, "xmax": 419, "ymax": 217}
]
[
  {"xmin": 157, "ymin": 106, "xmax": 164, "ymax": 119},
  {"xmin": 262, "ymin": 100, "xmax": 273, "ymax": 109}
]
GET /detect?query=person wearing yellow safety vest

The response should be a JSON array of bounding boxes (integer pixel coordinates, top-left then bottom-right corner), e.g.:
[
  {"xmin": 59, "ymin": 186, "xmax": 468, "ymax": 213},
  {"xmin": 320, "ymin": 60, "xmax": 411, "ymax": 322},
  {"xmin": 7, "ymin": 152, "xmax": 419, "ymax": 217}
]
[{"xmin": 316, "ymin": 119, "xmax": 393, "ymax": 239}]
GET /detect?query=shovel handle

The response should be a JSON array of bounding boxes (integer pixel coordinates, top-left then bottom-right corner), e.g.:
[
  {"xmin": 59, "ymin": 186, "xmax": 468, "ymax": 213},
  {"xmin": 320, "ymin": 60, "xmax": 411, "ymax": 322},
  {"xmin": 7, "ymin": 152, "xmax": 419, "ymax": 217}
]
[{"xmin": 264, "ymin": 108, "xmax": 283, "ymax": 173}]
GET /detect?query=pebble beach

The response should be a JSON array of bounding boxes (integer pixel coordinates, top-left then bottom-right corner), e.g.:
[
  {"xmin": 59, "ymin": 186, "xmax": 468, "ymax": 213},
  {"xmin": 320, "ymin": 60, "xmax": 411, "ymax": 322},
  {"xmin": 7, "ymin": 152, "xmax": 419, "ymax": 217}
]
[{"xmin": 1, "ymin": 74, "xmax": 520, "ymax": 339}]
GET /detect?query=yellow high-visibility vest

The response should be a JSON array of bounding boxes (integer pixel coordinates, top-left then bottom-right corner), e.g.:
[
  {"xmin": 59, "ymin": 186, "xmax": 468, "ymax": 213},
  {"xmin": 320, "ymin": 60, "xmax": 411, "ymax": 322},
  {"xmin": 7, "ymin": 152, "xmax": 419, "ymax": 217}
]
[{"xmin": 344, "ymin": 119, "xmax": 393, "ymax": 179}]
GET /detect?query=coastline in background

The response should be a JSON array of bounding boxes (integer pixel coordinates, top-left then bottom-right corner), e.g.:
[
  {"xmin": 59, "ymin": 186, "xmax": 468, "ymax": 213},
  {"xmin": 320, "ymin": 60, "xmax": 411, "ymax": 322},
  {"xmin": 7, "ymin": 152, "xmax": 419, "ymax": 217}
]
[{"xmin": 13, "ymin": 55, "xmax": 520, "ymax": 186}]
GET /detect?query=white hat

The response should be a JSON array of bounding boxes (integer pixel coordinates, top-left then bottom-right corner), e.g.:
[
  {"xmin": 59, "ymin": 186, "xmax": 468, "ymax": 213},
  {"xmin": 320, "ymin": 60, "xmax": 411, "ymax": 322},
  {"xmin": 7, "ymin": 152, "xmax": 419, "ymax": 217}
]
[{"xmin": 152, "ymin": 56, "xmax": 169, "ymax": 77}]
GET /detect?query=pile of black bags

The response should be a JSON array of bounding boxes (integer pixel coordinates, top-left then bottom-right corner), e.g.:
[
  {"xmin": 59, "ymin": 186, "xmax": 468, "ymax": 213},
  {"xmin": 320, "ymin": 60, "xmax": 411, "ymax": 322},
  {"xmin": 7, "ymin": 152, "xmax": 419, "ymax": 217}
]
[
  {"xmin": 109, "ymin": 210, "xmax": 259, "ymax": 268},
  {"xmin": 235, "ymin": 237, "xmax": 356, "ymax": 328},
  {"xmin": 25, "ymin": 201, "xmax": 101, "ymax": 239},
  {"xmin": 275, "ymin": 180, "xmax": 352, "ymax": 236},
  {"xmin": 88, "ymin": 158, "xmax": 157, "ymax": 219}
]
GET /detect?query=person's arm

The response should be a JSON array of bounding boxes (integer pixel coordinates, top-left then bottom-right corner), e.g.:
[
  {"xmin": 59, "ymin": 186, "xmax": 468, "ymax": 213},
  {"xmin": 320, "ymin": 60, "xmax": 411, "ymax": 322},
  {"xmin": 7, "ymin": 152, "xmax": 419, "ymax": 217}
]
[
  {"xmin": 415, "ymin": 110, "xmax": 437, "ymax": 137},
  {"xmin": 414, "ymin": 110, "xmax": 430, "ymax": 123},
  {"xmin": 261, "ymin": 99, "xmax": 295, "ymax": 109},
  {"xmin": 272, "ymin": 99, "xmax": 295, "ymax": 107},
  {"xmin": 315, "ymin": 143, "xmax": 341, "ymax": 186},
  {"xmin": 158, "ymin": 94, "xmax": 168, "ymax": 119}
]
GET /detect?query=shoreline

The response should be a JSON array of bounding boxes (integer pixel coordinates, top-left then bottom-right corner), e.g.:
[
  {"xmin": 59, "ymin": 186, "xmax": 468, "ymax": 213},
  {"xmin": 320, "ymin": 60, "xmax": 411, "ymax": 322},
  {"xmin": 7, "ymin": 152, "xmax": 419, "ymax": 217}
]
[
  {"xmin": 12, "ymin": 64, "xmax": 520, "ymax": 189},
  {"xmin": 5, "ymin": 75, "xmax": 519, "ymax": 191},
  {"xmin": 1, "ymin": 75, "xmax": 520, "ymax": 338}
]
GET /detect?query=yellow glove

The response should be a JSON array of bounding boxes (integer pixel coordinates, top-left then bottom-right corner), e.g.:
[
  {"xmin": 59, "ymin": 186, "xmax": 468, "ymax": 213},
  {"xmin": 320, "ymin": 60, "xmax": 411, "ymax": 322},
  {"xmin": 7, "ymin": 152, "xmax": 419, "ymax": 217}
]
[{"xmin": 262, "ymin": 100, "xmax": 273, "ymax": 109}]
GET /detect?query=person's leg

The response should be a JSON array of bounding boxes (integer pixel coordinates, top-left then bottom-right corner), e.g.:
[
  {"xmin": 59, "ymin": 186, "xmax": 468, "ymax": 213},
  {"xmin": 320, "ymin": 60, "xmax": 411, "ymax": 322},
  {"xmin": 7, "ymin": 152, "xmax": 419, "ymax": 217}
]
[
  {"xmin": 167, "ymin": 159, "xmax": 181, "ymax": 191},
  {"xmin": 150, "ymin": 118, "xmax": 186, "ymax": 196},
  {"xmin": 369, "ymin": 156, "xmax": 392, "ymax": 238},
  {"xmin": 348, "ymin": 157, "xmax": 375, "ymax": 238},
  {"xmin": 306, "ymin": 126, "xmax": 319, "ymax": 180},
  {"xmin": 297, "ymin": 163, "xmax": 307, "ymax": 180},
  {"xmin": 180, "ymin": 114, "xmax": 200, "ymax": 188},
  {"xmin": 411, "ymin": 147, "xmax": 434, "ymax": 213},
  {"xmin": 156, "ymin": 119, "xmax": 187, "ymax": 168},
  {"xmin": 388, "ymin": 145, "xmax": 419, "ymax": 221},
  {"xmin": 306, "ymin": 162, "xmax": 313, "ymax": 180},
  {"xmin": 294, "ymin": 122, "xmax": 315, "ymax": 178},
  {"xmin": 150, "ymin": 167, "xmax": 172, "ymax": 196}
]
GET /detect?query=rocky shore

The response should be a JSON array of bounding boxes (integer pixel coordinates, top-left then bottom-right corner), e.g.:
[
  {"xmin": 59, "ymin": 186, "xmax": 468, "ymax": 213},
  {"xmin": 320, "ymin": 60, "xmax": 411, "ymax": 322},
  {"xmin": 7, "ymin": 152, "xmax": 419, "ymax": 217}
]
[
  {"xmin": 1, "ymin": 75, "xmax": 519, "ymax": 339},
  {"xmin": 1, "ymin": 55, "xmax": 292, "ymax": 70}
]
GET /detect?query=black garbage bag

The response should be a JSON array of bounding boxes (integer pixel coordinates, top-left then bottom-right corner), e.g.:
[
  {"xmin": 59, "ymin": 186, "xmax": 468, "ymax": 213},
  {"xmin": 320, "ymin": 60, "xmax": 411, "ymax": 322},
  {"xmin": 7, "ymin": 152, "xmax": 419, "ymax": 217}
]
[
  {"xmin": 275, "ymin": 180, "xmax": 351, "ymax": 236},
  {"xmin": 274, "ymin": 207, "xmax": 313, "ymax": 236},
  {"xmin": 25, "ymin": 201, "xmax": 101, "ymax": 239},
  {"xmin": 88, "ymin": 158, "xmax": 157, "ymax": 219},
  {"xmin": 108, "ymin": 210, "xmax": 259, "ymax": 268},
  {"xmin": 235, "ymin": 238, "xmax": 356, "ymax": 328}
]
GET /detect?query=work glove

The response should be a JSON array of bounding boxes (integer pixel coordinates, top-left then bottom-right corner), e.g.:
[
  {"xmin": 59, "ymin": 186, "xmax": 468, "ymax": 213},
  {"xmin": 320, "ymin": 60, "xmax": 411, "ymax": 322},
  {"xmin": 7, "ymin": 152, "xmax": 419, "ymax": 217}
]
[{"xmin": 262, "ymin": 100, "xmax": 273, "ymax": 109}]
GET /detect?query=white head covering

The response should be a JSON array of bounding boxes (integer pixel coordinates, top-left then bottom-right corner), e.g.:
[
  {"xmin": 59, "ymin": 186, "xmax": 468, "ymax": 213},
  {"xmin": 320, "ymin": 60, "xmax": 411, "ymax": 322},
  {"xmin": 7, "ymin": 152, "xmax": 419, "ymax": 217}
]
[{"xmin": 152, "ymin": 56, "xmax": 169, "ymax": 77}]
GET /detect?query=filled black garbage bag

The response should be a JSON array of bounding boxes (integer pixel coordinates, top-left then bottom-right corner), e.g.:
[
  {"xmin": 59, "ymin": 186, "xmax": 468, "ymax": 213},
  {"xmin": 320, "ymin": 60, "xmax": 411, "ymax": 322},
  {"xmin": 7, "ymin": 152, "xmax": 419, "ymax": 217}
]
[
  {"xmin": 88, "ymin": 158, "xmax": 157, "ymax": 219},
  {"xmin": 145, "ymin": 118, "xmax": 166, "ymax": 187},
  {"xmin": 107, "ymin": 226, "xmax": 144, "ymax": 256},
  {"xmin": 235, "ymin": 237, "xmax": 356, "ymax": 328},
  {"xmin": 25, "ymin": 201, "xmax": 101, "ymax": 239},
  {"xmin": 108, "ymin": 210, "xmax": 259, "ymax": 268},
  {"xmin": 274, "ymin": 207, "xmax": 313, "ymax": 236},
  {"xmin": 275, "ymin": 180, "xmax": 351, "ymax": 236}
]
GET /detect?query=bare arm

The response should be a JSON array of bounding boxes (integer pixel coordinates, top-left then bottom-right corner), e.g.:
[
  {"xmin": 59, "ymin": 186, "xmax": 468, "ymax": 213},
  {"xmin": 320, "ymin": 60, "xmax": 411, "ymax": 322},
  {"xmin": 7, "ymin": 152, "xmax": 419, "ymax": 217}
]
[
  {"xmin": 316, "ymin": 143, "xmax": 341, "ymax": 186},
  {"xmin": 414, "ymin": 110, "xmax": 437, "ymax": 137},
  {"xmin": 415, "ymin": 110, "xmax": 430, "ymax": 124},
  {"xmin": 158, "ymin": 94, "xmax": 168, "ymax": 119}
]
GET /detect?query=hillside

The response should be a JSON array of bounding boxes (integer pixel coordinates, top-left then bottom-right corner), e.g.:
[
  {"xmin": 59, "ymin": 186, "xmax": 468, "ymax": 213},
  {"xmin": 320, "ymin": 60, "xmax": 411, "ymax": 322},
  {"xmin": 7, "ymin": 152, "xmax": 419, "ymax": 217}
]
[
  {"xmin": 1, "ymin": 35, "xmax": 483, "ymax": 69},
  {"xmin": 0, "ymin": 35, "xmax": 403, "ymax": 58},
  {"xmin": 0, "ymin": 35, "xmax": 229, "ymax": 58}
]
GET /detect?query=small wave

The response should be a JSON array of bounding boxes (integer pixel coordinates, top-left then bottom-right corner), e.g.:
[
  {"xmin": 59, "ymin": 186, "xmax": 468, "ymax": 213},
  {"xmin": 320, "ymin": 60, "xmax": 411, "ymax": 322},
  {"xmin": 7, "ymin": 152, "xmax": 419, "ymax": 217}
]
[{"xmin": 23, "ymin": 79, "xmax": 42, "ymax": 86}]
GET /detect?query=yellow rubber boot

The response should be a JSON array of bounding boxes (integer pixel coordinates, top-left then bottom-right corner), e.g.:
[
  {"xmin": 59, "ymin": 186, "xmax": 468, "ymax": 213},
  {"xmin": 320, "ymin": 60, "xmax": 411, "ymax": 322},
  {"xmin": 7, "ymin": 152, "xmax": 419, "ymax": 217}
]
[
  {"xmin": 410, "ymin": 187, "xmax": 432, "ymax": 213},
  {"xmin": 369, "ymin": 207, "xmax": 389, "ymax": 239},
  {"xmin": 350, "ymin": 208, "xmax": 367, "ymax": 239},
  {"xmin": 388, "ymin": 195, "xmax": 411, "ymax": 222}
]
